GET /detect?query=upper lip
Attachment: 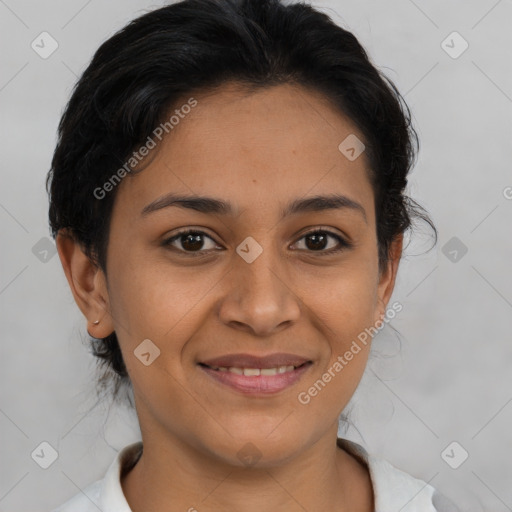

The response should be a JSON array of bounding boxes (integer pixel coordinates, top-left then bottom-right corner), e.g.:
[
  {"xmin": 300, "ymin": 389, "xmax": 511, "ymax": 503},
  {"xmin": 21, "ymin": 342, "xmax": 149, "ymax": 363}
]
[{"xmin": 200, "ymin": 352, "xmax": 312, "ymax": 369}]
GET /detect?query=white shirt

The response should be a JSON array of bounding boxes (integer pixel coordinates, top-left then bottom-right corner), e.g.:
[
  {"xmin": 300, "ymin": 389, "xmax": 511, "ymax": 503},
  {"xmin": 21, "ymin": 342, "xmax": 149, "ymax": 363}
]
[{"xmin": 52, "ymin": 438, "xmax": 459, "ymax": 511}]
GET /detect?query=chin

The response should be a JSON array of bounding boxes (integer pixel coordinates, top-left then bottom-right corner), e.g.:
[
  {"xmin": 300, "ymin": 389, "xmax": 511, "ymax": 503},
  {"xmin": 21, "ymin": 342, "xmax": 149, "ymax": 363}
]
[{"xmin": 204, "ymin": 429, "xmax": 305, "ymax": 469}]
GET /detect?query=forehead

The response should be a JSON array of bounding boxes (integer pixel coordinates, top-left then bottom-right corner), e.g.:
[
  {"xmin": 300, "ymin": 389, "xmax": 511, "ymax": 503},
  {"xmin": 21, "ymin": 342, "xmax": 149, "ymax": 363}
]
[{"xmin": 112, "ymin": 82, "xmax": 374, "ymax": 224}]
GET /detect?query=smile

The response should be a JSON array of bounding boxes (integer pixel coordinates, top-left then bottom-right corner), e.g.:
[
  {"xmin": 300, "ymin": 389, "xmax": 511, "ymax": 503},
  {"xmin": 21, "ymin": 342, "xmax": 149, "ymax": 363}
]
[{"xmin": 198, "ymin": 361, "xmax": 312, "ymax": 395}]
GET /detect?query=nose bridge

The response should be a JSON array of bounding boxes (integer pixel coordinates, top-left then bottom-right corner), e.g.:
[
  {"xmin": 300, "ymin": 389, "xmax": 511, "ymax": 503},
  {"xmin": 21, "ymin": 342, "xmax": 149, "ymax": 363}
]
[
  {"xmin": 219, "ymin": 233, "xmax": 300, "ymax": 335},
  {"xmin": 241, "ymin": 246, "xmax": 281, "ymax": 296},
  {"xmin": 236, "ymin": 234, "xmax": 286, "ymax": 305}
]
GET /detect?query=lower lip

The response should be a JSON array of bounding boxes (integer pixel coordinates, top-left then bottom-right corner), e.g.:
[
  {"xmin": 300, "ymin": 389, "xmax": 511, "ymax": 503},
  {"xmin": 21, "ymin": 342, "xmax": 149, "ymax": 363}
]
[{"xmin": 199, "ymin": 363, "xmax": 312, "ymax": 395}]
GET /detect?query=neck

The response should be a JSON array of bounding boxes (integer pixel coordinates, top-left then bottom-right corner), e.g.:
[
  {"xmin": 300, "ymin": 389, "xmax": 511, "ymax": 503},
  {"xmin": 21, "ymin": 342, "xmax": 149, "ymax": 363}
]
[{"xmin": 121, "ymin": 423, "xmax": 373, "ymax": 512}]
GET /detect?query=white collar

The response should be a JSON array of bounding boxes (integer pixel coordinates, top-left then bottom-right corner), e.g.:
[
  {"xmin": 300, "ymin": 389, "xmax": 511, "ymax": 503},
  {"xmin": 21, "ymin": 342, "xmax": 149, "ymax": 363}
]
[
  {"xmin": 54, "ymin": 439, "xmax": 456, "ymax": 511},
  {"xmin": 336, "ymin": 438, "xmax": 449, "ymax": 510}
]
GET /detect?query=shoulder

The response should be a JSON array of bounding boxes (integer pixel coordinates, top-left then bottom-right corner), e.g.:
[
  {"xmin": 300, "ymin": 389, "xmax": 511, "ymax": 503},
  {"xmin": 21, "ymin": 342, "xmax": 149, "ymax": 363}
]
[
  {"xmin": 51, "ymin": 442, "xmax": 143, "ymax": 512},
  {"xmin": 51, "ymin": 479, "xmax": 103, "ymax": 512},
  {"xmin": 337, "ymin": 438, "xmax": 460, "ymax": 512}
]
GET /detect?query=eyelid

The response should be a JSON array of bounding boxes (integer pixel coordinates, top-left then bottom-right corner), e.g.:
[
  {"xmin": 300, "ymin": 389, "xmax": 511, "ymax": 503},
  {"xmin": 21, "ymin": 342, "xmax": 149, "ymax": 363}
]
[
  {"xmin": 291, "ymin": 226, "xmax": 352, "ymax": 255},
  {"xmin": 162, "ymin": 226, "xmax": 352, "ymax": 256},
  {"xmin": 162, "ymin": 227, "xmax": 221, "ymax": 256}
]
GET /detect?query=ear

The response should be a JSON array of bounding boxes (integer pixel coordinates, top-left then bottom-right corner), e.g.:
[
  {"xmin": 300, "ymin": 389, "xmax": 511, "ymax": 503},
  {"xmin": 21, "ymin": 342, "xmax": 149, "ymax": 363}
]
[
  {"xmin": 56, "ymin": 229, "xmax": 115, "ymax": 339},
  {"xmin": 374, "ymin": 233, "xmax": 403, "ymax": 324}
]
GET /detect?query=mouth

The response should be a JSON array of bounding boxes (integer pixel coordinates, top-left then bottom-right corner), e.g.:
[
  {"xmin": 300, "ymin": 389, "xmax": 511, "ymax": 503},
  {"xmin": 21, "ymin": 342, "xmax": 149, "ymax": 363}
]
[{"xmin": 197, "ymin": 359, "xmax": 313, "ymax": 395}]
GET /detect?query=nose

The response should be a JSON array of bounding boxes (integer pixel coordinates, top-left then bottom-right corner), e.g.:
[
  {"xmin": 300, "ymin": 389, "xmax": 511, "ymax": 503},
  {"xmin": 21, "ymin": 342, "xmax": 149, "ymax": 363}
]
[{"xmin": 218, "ymin": 249, "xmax": 301, "ymax": 337}]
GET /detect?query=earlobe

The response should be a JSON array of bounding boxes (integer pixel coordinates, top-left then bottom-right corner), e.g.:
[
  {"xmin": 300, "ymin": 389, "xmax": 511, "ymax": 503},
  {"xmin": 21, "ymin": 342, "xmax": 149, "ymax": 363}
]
[{"xmin": 56, "ymin": 229, "xmax": 114, "ymax": 338}]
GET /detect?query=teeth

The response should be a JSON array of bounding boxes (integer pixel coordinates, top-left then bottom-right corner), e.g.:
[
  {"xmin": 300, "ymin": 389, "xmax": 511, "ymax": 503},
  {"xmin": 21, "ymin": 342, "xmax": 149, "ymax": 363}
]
[{"xmin": 209, "ymin": 365, "xmax": 297, "ymax": 375}]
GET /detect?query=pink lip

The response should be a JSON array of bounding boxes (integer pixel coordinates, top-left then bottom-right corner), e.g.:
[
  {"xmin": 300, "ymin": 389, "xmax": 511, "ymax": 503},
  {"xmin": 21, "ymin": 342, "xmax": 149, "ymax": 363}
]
[
  {"xmin": 199, "ymin": 361, "xmax": 313, "ymax": 395},
  {"xmin": 200, "ymin": 352, "xmax": 311, "ymax": 369}
]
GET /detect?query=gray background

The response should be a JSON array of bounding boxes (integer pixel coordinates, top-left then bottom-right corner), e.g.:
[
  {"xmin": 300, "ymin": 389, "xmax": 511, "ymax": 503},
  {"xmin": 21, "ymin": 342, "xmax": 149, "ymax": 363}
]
[{"xmin": 1, "ymin": 0, "xmax": 511, "ymax": 510}]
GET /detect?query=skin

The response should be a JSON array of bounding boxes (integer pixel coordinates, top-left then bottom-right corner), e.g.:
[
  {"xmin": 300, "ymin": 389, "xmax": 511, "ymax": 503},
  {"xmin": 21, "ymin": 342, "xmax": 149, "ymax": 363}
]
[{"xmin": 57, "ymin": 81, "xmax": 403, "ymax": 512}]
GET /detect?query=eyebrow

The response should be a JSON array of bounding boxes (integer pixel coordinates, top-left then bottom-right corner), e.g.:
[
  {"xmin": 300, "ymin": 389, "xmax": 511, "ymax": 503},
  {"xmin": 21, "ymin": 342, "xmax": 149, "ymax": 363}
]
[{"xmin": 140, "ymin": 192, "xmax": 367, "ymax": 224}]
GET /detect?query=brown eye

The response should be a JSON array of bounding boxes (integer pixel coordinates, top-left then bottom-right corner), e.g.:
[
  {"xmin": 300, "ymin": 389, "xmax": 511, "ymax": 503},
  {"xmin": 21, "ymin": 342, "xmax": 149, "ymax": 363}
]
[
  {"xmin": 293, "ymin": 229, "xmax": 351, "ymax": 254},
  {"xmin": 162, "ymin": 227, "xmax": 352, "ymax": 257},
  {"xmin": 162, "ymin": 230, "xmax": 219, "ymax": 255}
]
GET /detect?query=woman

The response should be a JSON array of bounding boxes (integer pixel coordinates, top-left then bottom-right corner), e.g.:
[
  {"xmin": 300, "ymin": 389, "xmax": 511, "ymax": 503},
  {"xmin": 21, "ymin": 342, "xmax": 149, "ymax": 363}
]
[{"xmin": 48, "ymin": 0, "xmax": 460, "ymax": 510}]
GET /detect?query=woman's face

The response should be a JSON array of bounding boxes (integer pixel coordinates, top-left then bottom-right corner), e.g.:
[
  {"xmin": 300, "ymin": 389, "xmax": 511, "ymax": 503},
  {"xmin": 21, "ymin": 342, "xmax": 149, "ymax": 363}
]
[{"xmin": 66, "ymin": 82, "xmax": 401, "ymax": 465}]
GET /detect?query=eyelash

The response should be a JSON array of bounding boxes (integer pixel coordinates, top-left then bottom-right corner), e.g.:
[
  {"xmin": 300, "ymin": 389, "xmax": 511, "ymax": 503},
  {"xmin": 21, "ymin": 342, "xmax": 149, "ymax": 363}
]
[{"xmin": 162, "ymin": 227, "xmax": 352, "ymax": 257}]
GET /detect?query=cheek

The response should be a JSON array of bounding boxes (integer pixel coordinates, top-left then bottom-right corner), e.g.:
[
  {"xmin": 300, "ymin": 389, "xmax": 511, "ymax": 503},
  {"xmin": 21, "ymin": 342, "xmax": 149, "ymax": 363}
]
[
  {"xmin": 300, "ymin": 264, "xmax": 377, "ymax": 384},
  {"xmin": 305, "ymin": 263, "xmax": 379, "ymax": 335},
  {"xmin": 106, "ymin": 258, "xmax": 211, "ymax": 404},
  {"xmin": 296, "ymin": 276, "xmax": 375, "ymax": 417},
  {"xmin": 108, "ymin": 248, "xmax": 205, "ymax": 333},
  {"xmin": 106, "ymin": 251, "xmax": 227, "ymax": 380}
]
